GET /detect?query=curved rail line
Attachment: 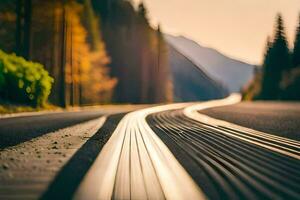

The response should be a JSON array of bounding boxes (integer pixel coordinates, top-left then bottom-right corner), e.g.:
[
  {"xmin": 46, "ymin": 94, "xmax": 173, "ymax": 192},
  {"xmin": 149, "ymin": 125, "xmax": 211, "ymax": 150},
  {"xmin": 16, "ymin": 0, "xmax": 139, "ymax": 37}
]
[
  {"xmin": 183, "ymin": 95, "xmax": 300, "ymax": 160},
  {"xmin": 147, "ymin": 97, "xmax": 300, "ymax": 199},
  {"xmin": 74, "ymin": 103, "xmax": 205, "ymax": 200},
  {"xmin": 74, "ymin": 94, "xmax": 300, "ymax": 200}
]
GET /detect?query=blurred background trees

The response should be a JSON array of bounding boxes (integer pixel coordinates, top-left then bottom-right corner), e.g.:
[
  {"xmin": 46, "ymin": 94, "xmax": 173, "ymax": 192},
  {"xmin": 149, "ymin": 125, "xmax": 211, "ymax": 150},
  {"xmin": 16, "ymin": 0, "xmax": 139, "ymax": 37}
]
[
  {"xmin": 260, "ymin": 14, "xmax": 291, "ymax": 100},
  {"xmin": 0, "ymin": 0, "xmax": 16, "ymax": 53},
  {"xmin": 0, "ymin": 0, "xmax": 117, "ymax": 107},
  {"xmin": 243, "ymin": 13, "xmax": 300, "ymax": 101},
  {"xmin": 292, "ymin": 15, "xmax": 300, "ymax": 68},
  {"xmin": 0, "ymin": 0, "xmax": 172, "ymax": 107},
  {"xmin": 92, "ymin": 0, "xmax": 173, "ymax": 103}
]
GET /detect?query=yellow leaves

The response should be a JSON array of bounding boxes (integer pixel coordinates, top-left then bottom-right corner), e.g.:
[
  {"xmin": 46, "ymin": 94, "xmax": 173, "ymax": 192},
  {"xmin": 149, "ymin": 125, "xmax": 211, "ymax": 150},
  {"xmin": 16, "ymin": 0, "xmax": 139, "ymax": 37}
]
[
  {"xmin": 63, "ymin": 1, "xmax": 116, "ymax": 104},
  {"xmin": 65, "ymin": 2, "xmax": 91, "ymax": 85},
  {"xmin": 26, "ymin": 86, "xmax": 31, "ymax": 93},
  {"xmin": 242, "ymin": 72, "xmax": 263, "ymax": 101},
  {"xmin": 83, "ymin": 62, "xmax": 117, "ymax": 103},
  {"xmin": 18, "ymin": 79, "xmax": 24, "ymax": 89}
]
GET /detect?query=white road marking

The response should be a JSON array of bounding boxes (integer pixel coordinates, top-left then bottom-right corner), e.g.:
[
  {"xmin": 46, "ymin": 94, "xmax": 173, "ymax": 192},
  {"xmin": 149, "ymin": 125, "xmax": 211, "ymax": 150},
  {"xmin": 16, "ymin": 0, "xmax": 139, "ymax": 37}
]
[
  {"xmin": 74, "ymin": 103, "xmax": 206, "ymax": 200},
  {"xmin": 183, "ymin": 94, "xmax": 300, "ymax": 160}
]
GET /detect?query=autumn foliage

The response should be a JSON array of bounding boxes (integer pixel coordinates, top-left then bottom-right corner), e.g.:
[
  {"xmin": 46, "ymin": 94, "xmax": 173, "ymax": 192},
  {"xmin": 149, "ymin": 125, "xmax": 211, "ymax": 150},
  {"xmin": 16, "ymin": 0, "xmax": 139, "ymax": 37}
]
[
  {"xmin": 0, "ymin": 0, "xmax": 117, "ymax": 107},
  {"xmin": 0, "ymin": 0, "xmax": 173, "ymax": 106}
]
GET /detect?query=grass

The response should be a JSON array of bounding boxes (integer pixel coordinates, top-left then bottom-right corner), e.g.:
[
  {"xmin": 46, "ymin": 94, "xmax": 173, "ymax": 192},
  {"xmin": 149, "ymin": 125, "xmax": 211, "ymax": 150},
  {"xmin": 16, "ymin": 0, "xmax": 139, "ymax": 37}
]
[{"xmin": 0, "ymin": 99, "xmax": 60, "ymax": 114}]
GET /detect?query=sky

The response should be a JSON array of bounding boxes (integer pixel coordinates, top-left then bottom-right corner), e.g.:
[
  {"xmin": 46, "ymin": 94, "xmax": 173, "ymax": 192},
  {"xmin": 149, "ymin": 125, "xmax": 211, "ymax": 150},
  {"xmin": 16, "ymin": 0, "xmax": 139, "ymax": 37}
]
[{"xmin": 132, "ymin": 0, "xmax": 300, "ymax": 65}]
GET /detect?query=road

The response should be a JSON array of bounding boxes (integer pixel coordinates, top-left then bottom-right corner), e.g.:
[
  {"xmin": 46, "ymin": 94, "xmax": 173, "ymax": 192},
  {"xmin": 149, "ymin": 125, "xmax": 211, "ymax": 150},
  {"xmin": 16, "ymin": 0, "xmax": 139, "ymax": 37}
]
[
  {"xmin": 0, "ymin": 105, "xmax": 146, "ymax": 149},
  {"xmin": 148, "ymin": 106, "xmax": 300, "ymax": 199},
  {"xmin": 0, "ymin": 97, "xmax": 300, "ymax": 200},
  {"xmin": 199, "ymin": 101, "xmax": 300, "ymax": 141},
  {"xmin": 0, "ymin": 105, "xmax": 144, "ymax": 199}
]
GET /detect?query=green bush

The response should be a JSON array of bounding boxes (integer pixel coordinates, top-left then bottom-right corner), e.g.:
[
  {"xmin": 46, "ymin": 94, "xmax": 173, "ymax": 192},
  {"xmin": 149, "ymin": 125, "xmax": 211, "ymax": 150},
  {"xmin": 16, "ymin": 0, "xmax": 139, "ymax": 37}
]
[{"xmin": 0, "ymin": 50, "xmax": 53, "ymax": 107}]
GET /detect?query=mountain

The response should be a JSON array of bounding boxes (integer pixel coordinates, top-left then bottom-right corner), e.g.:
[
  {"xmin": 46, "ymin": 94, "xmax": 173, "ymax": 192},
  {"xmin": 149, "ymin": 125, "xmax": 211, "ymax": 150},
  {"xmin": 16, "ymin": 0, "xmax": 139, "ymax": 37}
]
[
  {"xmin": 165, "ymin": 34, "xmax": 255, "ymax": 93},
  {"xmin": 168, "ymin": 44, "xmax": 229, "ymax": 101}
]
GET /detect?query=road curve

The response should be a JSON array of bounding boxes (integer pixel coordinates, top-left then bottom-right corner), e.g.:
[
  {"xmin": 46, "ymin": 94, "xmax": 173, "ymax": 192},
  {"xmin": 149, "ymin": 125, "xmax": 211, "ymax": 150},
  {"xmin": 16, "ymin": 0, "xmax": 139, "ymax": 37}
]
[
  {"xmin": 184, "ymin": 95, "xmax": 300, "ymax": 160},
  {"xmin": 199, "ymin": 101, "xmax": 300, "ymax": 141},
  {"xmin": 74, "ymin": 103, "xmax": 205, "ymax": 200},
  {"xmin": 147, "ymin": 95, "xmax": 300, "ymax": 199},
  {"xmin": 2, "ymin": 96, "xmax": 299, "ymax": 199}
]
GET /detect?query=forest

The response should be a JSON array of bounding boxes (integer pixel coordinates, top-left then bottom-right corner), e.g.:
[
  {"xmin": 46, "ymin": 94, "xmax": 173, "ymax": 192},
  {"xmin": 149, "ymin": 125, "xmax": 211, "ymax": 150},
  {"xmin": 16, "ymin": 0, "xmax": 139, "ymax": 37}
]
[
  {"xmin": 2, "ymin": 0, "xmax": 298, "ymax": 110},
  {"xmin": 0, "ymin": 0, "xmax": 172, "ymax": 108},
  {"xmin": 244, "ymin": 14, "xmax": 300, "ymax": 100}
]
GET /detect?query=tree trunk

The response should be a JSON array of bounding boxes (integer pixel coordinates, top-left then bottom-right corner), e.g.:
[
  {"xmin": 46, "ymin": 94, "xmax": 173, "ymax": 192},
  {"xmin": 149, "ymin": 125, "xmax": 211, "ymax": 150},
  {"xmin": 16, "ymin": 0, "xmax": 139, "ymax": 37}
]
[
  {"xmin": 15, "ymin": 0, "xmax": 23, "ymax": 56},
  {"xmin": 60, "ymin": 4, "xmax": 67, "ymax": 107},
  {"xmin": 15, "ymin": 0, "xmax": 32, "ymax": 59},
  {"xmin": 23, "ymin": 0, "xmax": 32, "ymax": 59}
]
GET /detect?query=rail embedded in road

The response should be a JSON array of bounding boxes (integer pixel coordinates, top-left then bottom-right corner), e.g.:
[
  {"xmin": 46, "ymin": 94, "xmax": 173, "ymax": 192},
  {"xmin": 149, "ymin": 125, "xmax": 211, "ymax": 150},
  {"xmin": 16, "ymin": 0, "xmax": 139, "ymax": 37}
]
[
  {"xmin": 1, "ymin": 95, "xmax": 299, "ymax": 199},
  {"xmin": 74, "ymin": 103, "xmax": 206, "ymax": 200},
  {"xmin": 74, "ymin": 94, "xmax": 300, "ymax": 199},
  {"xmin": 145, "ymin": 94, "xmax": 300, "ymax": 199},
  {"xmin": 183, "ymin": 94, "xmax": 300, "ymax": 160}
]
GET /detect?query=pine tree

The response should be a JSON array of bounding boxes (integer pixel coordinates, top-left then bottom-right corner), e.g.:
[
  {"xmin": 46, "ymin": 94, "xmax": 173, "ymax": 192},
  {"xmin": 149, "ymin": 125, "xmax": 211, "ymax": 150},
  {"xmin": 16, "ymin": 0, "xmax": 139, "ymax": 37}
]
[
  {"xmin": 16, "ymin": 0, "xmax": 32, "ymax": 59},
  {"xmin": 260, "ymin": 14, "xmax": 291, "ymax": 99},
  {"xmin": 272, "ymin": 14, "xmax": 291, "ymax": 70},
  {"xmin": 280, "ymin": 14, "xmax": 300, "ymax": 100},
  {"xmin": 137, "ymin": 2, "xmax": 148, "ymax": 24},
  {"xmin": 263, "ymin": 37, "xmax": 273, "ymax": 67},
  {"xmin": 260, "ymin": 37, "xmax": 274, "ymax": 99},
  {"xmin": 293, "ymin": 14, "xmax": 300, "ymax": 68}
]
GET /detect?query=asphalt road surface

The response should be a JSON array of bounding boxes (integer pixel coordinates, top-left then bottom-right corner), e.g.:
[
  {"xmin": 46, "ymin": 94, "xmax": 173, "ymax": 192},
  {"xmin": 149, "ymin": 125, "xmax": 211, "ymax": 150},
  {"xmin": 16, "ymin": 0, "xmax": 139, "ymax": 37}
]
[
  {"xmin": 148, "ymin": 109, "xmax": 300, "ymax": 199},
  {"xmin": 0, "ymin": 97, "xmax": 299, "ymax": 200},
  {"xmin": 0, "ymin": 106, "xmax": 145, "ymax": 149},
  {"xmin": 199, "ymin": 102, "xmax": 300, "ymax": 141}
]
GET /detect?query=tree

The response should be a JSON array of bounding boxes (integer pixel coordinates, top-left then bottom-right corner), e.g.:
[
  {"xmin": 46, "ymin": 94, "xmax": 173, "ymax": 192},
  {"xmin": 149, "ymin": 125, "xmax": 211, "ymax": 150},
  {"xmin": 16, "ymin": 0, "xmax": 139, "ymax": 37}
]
[
  {"xmin": 244, "ymin": 14, "xmax": 300, "ymax": 101},
  {"xmin": 260, "ymin": 37, "xmax": 274, "ymax": 98},
  {"xmin": 137, "ymin": 2, "xmax": 148, "ymax": 24},
  {"xmin": 81, "ymin": 0, "xmax": 117, "ymax": 104},
  {"xmin": 1, "ymin": 0, "xmax": 117, "ymax": 106},
  {"xmin": 16, "ymin": 0, "xmax": 32, "ymax": 59},
  {"xmin": 280, "ymin": 14, "xmax": 300, "ymax": 100},
  {"xmin": 82, "ymin": 0, "xmax": 102, "ymax": 51},
  {"xmin": 244, "ymin": 37, "xmax": 273, "ymax": 100},
  {"xmin": 154, "ymin": 25, "xmax": 173, "ymax": 102},
  {"xmin": 293, "ymin": 14, "xmax": 300, "ymax": 68},
  {"xmin": 260, "ymin": 14, "xmax": 291, "ymax": 99},
  {"xmin": 272, "ymin": 14, "xmax": 291, "ymax": 70},
  {"xmin": 0, "ymin": 1, "xmax": 16, "ymax": 53},
  {"xmin": 90, "ymin": 0, "xmax": 173, "ymax": 103}
]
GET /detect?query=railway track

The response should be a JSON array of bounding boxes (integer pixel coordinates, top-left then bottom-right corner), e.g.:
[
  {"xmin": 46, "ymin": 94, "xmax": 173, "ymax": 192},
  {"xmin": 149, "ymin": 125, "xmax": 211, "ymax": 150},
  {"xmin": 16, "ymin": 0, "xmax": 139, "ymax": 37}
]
[
  {"xmin": 147, "ymin": 108, "xmax": 300, "ymax": 199},
  {"xmin": 2, "ymin": 95, "xmax": 300, "ymax": 200}
]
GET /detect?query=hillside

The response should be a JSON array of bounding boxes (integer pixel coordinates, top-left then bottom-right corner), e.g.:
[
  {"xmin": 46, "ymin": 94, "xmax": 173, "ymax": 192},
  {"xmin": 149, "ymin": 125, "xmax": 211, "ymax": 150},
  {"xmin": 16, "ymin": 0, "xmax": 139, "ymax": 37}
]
[
  {"xmin": 165, "ymin": 34, "xmax": 255, "ymax": 92},
  {"xmin": 168, "ymin": 44, "xmax": 229, "ymax": 101}
]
